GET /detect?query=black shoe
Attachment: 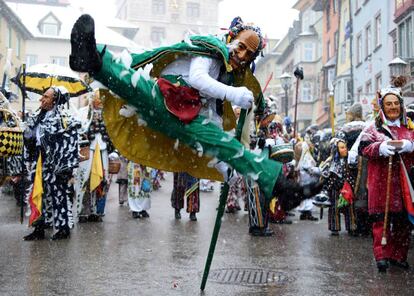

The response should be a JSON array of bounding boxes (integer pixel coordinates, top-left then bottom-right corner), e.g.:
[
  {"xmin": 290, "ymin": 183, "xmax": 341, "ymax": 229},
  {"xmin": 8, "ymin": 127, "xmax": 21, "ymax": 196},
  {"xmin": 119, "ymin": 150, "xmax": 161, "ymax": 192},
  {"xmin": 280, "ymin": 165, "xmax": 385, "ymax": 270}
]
[
  {"xmin": 88, "ymin": 214, "xmax": 103, "ymax": 222},
  {"xmin": 140, "ymin": 210, "xmax": 150, "ymax": 218},
  {"xmin": 51, "ymin": 228, "xmax": 70, "ymax": 240},
  {"xmin": 189, "ymin": 212, "xmax": 197, "ymax": 221},
  {"xmin": 175, "ymin": 209, "xmax": 181, "ymax": 220},
  {"xmin": 307, "ymin": 215, "xmax": 319, "ymax": 221},
  {"xmin": 389, "ymin": 259, "xmax": 410, "ymax": 270},
  {"xmin": 132, "ymin": 211, "xmax": 140, "ymax": 219},
  {"xmin": 377, "ymin": 260, "xmax": 389, "ymax": 273},
  {"xmin": 70, "ymin": 14, "xmax": 103, "ymax": 74},
  {"xmin": 331, "ymin": 230, "xmax": 339, "ymax": 236},
  {"xmin": 250, "ymin": 227, "xmax": 274, "ymax": 237},
  {"xmin": 225, "ymin": 207, "xmax": 236, "ymax": 214},
  {"xmin": 78, "ymin": 216, "xmax": 88, "ymax": 223},
  {"xmin": 23, "ymin": 228, "xmax": 45, "ymax": 241}
]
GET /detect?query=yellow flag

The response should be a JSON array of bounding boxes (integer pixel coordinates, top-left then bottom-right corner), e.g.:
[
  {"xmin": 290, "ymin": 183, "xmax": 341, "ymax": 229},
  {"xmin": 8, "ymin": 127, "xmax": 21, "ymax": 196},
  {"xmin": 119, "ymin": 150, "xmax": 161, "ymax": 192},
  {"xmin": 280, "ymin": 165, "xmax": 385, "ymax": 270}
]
[
  {"xmin": 90, "ymin": 143, "xmax": 103, "ymax": 192},
  {"xmin": 29, "ymin": 154, "xmax": 43, "ymax": 225}
]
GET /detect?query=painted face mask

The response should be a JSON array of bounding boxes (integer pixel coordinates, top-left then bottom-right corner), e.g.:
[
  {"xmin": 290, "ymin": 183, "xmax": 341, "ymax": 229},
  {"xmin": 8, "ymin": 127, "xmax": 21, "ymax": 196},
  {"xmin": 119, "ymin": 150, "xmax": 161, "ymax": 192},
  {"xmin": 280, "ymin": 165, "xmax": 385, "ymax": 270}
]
[{"xmin": 229, "ymin": 29, "xmax": 260, "ymax": 71}]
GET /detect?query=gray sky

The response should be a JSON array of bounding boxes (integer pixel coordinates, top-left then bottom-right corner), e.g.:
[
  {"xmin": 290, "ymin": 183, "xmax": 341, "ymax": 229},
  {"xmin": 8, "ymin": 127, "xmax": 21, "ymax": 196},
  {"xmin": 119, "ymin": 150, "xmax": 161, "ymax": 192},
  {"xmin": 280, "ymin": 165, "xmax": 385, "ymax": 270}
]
[{"xmin": 71, "ymin": 0, "xmax": 299, "ymax": 39}]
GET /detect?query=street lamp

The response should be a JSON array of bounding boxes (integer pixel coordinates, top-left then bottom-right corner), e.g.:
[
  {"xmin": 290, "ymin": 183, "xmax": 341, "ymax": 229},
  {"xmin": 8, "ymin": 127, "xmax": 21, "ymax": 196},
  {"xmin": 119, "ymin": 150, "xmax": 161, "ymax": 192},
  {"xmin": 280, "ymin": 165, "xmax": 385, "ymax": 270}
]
[
  {"xmin": 388, "ymin": 57, "xmax": 408, "ymax": 87},
  {"xmin": 280, "ymin": 72, "xmax": 292, "ymax": 117}
]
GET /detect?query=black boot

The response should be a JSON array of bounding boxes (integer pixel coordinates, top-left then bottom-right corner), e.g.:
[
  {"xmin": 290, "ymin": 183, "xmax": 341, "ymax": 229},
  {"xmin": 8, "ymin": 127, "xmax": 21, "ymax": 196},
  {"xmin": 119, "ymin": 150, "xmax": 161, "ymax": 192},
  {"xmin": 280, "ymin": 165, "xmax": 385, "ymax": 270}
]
[
  {"xmin": 175, "ymin": 209, "xmax": 181, "ymax": 220},
  {"xmin": 250, "ymin": 227, "xmax": 273, "ymax": 237},
  {"xmin": 51, "ymin": 227, "xmax": 70, "ymax": 240},
  {"xmin": 376, "ymin": 260, "xmax": 389, "ymax": 273},
  {"xmin": 23, "ymin": 226, "xmax": 45, "ymax": 241},
  {"xmin": 140, "ymin": 210, "xmax": 150, "ymax": 218},
  {"xmin": 189, "ymin": 212, "xmax": 197, "ymax": 221},
  {"xmin": 70, "ymin": 14, "xmax": 104, "ymax": 74}
]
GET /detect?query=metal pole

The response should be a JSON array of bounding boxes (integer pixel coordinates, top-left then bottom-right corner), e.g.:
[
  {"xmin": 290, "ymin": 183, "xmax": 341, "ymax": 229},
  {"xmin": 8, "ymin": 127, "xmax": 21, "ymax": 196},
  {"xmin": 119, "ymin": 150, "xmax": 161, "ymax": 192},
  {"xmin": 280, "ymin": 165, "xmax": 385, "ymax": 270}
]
[
  {"xmin": 292, "ymin": 67, "xmax": 304, "ymax": 139},
  {"xmin": 284, "ymin": 87, "xmax": 288, "ymax": 117},
  {"xmin": 200, "ymin": 108, "xmax": 248, "ymax": 291},
  {"xmin": 293, "ymin": 80, "xmax": 300, "ymax": 139}
]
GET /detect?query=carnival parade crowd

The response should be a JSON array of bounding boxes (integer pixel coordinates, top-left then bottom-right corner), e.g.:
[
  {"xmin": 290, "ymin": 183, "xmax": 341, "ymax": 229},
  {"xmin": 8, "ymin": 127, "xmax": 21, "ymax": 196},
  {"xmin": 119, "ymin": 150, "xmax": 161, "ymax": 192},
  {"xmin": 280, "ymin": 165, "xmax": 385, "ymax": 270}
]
[{"xmin": 0, "ymin": 14, "xmax": 413, "ymax": 277}]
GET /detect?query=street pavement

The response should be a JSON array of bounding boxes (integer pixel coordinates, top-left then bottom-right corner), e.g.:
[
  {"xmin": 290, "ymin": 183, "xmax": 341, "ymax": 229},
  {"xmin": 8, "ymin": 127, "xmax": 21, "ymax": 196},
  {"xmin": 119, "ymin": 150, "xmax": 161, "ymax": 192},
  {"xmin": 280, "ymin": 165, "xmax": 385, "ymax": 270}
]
[{"xmin": 1, "ymin": 172, "xmax": 413, "ymax": 296}]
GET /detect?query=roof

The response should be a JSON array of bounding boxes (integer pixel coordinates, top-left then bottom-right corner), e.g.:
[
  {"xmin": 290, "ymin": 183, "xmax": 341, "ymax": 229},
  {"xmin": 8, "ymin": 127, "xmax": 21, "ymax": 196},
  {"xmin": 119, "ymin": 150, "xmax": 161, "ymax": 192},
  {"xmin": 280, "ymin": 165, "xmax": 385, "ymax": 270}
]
[
  {"xmin": 0, "ymin": 0, "xmax": 32, "ymax": 39},
  {"xmin": 5, "ymin": 1, "xmax": 140, "ymax": 49}
]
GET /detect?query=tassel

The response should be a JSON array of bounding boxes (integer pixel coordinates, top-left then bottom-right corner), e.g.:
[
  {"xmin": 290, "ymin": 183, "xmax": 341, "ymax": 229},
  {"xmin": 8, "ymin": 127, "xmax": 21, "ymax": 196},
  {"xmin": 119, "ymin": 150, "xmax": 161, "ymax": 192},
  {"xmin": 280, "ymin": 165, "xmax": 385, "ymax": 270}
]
[{"xmin": 381, "ymin": 236, "xmax": 387, "ymax": 246}]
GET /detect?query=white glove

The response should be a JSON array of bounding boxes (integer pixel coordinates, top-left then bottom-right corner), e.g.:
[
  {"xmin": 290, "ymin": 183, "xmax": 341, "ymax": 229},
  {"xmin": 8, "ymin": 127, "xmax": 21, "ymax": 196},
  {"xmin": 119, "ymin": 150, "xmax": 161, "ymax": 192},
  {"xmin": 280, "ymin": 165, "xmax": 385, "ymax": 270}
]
[
  {"xmin": 214, "ymin": 161, "xmax": 230, "ymax": 181},
  {"xmin": 225, "ymin": 86, "xmax": 253, "ymax": 109},
  {"xmin": 379, "ymin": 141, "xmax": 396, "ymax": 157},
  {"xmin": 119, "ymin": 104, "xmax": 137, "ymax": 118},
  {"xmin": 399, "ymin": 139, "xmax": 414, "ymax": 154},
  {"xmin": 347, "ymin": 150, "xmax": 359, "ymax": 165}
]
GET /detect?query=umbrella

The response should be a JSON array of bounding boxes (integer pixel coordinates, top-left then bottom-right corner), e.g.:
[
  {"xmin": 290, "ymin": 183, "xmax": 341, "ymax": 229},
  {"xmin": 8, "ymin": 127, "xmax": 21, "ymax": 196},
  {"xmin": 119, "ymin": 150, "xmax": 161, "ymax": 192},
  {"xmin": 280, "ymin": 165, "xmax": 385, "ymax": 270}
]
[{"xmin": 12, "ymin": 63, "xmax": 91, "ymax": 97}]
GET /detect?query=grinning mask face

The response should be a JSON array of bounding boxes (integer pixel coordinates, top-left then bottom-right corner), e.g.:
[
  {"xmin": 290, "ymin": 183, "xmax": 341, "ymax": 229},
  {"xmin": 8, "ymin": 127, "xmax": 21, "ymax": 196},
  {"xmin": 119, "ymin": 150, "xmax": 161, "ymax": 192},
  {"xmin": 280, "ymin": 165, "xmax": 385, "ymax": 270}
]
[
  {"xmin": 382, "ymin": 94, "xmax": 401, "ymax": 121},
  {"xmin": 229, "ymin": 29, "xmax": 259, "ymax": 71},
  {"xmin": 337, "ymin": 141, "xmax": 348, "ymax": 158},
  {"xmin": 40, "ymin": 88, "xmax": 56, "ymax": 111}
]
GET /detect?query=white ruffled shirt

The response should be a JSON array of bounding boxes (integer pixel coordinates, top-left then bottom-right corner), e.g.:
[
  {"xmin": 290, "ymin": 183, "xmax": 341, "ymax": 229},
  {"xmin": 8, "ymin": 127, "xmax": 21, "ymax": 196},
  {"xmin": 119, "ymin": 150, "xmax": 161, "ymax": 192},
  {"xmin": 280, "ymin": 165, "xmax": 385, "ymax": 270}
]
[{"xmin": 161, "ymin": 55, "xmax": 229, "ymax": 126}]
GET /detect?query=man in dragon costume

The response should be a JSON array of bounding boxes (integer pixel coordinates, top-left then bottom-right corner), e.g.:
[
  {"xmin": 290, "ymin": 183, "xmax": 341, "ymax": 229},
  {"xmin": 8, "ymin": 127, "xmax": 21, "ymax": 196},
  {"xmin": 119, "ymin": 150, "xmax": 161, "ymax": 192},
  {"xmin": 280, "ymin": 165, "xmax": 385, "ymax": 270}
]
[{"xmin": 69, "ymin": 15, "xmax": 319, "ymax": 219}]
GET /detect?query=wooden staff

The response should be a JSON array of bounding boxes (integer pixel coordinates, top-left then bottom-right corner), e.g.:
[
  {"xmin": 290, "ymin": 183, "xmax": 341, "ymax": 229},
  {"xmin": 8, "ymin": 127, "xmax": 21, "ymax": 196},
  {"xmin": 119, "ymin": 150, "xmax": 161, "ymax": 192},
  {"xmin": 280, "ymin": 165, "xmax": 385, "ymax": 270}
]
[
  {"xmin": 20, "ymin": 64, "xmax": 27, "ymax": 224},
  {"xmin": 381, "ymin": 155, "xmax": 393, "ymax": 245},
  {"xmin": 200, "ymin": 108, "xmax": 248, "ymax": 291}
]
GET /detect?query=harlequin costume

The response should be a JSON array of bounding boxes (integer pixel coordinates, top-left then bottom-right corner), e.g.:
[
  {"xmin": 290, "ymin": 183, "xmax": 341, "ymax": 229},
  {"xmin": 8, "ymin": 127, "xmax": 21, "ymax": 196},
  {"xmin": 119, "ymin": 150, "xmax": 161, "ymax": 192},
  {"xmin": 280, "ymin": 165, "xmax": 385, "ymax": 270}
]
[{"xmin": 23, "ymin": 87, "xmax": 80, "ymax": 240}]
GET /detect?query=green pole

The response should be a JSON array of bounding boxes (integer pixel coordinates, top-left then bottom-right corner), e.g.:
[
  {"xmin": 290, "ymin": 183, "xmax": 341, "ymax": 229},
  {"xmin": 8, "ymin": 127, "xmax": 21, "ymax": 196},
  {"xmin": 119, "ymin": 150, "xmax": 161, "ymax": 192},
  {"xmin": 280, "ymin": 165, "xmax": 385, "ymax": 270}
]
[{"xmin": 200, "ymin": 109, "xmax": 247, "ymax": 291}]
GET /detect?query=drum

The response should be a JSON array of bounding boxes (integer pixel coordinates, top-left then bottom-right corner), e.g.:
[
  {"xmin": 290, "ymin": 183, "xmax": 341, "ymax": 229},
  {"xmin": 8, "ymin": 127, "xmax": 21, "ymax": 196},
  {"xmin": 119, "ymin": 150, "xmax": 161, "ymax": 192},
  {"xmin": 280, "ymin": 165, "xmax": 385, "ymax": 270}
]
[
  {"xmin": 270, "ymin": 143, "xmax": 294, "ymax": 163},
  {"xmin": 0, "ymin": 109, "xmax": 23, "ymax": 157}
]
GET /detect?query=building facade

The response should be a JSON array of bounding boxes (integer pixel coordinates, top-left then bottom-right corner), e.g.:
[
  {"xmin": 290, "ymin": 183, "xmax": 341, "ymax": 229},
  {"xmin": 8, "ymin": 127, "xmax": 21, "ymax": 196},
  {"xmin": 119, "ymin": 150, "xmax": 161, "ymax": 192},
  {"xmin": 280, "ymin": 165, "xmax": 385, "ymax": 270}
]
[
  {"xmin": 394, "ymin": 0, "xmax": 414, "ymax": 99},
  {"xmin": 0, "ymin": 0, "xmax": 32, "ymax": 110},
  {"xmin": 115, "ymin": 0, "xmax": 222, "ymax": 48},
  {"xmin": 352, "ymin": 0, "xmax": 394, "ymax": 117}
]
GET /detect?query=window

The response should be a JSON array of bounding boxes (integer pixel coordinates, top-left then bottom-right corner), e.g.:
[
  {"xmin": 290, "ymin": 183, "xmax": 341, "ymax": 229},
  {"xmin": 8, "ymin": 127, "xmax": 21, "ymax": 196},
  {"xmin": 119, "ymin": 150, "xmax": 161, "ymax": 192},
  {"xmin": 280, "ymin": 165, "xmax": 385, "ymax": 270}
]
[
  {"xmin": 365, "ymin": 80, "xmax": 372, "ymax": 96},
  {"xmin": 340, "ymin": 42, "xmax": 346, "ymax": 64},
  {"xmin": 302, "ymin": 81, "xmax": 313, "ymax": 102},
  {"xmin": 375, "ymin": 73, "xmax": 382, "ymax": 91},
  {"xmin": 356, "ymin": 33, "xmax": 362, "ymax": 64},
  {"xmin": 333, "ymin": 0, "xmax": 338, "ymax": 13},
  {"xmin": 327, "ymin": 68, "xmax": 335, "ymax": 91},
  {"xmin": 398, "ymin": 17, "xmax": 413, "ymax": 58},
  {"xmin": 151, "ymin": 27, "xmax": 165, "ymax": 45},
  {"xmin": 374, "ymin": 13, "xmax": 381, "ymax": 48},
  {"xmin": 51, "ymin": 56, "xmax": 66, "ymax": 66},
  {"xmin": 16, "ymin": 37, "xmax": 21, "ymax": 58},
  {"xmin": 407, "ymin": 17, "xmax": 413, "ymax": 58},
  {"xmin": 152, "ymin": 0, "xmax": 165, "ymax": 15},
  {"xmin": 357, "ymin": 87, "xmax": 363, "ymax": 100},
  {"xmin": 7, "ymin": 25, "xmax": 12, "ymax": 48},
  {"xmin": 327, "ymin": 40, "xmax": 331, "ymax": 60},
  {"xmin": 302, "ymin": 10, "xmax": 311, "ymax": 32},
  {"xmin": 304, "ymin": 43, "xmax": 314, "ymax": 61},
  {"xmin": 326, "ymin": 12, "xmax": 330, "ymax": 31},
  {"xmin": 26, "ymin": 55, "xmax": 38, "ymax": 67},
  {"xmin": 187, "ymin": 2, "xmax": 200, "ymax": 18},
  {"xmin": 399, "ymin": 22, "xmax": 406, "ymax": 57},
  {"xmin": 365, "ymin": 24, "xmax": 371, "ymax": 58},
  {"xmin": 355, "ymin": 0, "xmax": 361, "ymax": 13},
  {"xmin": 334, "ymin": 31, "xmax": 339, "ymax": 51}
]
